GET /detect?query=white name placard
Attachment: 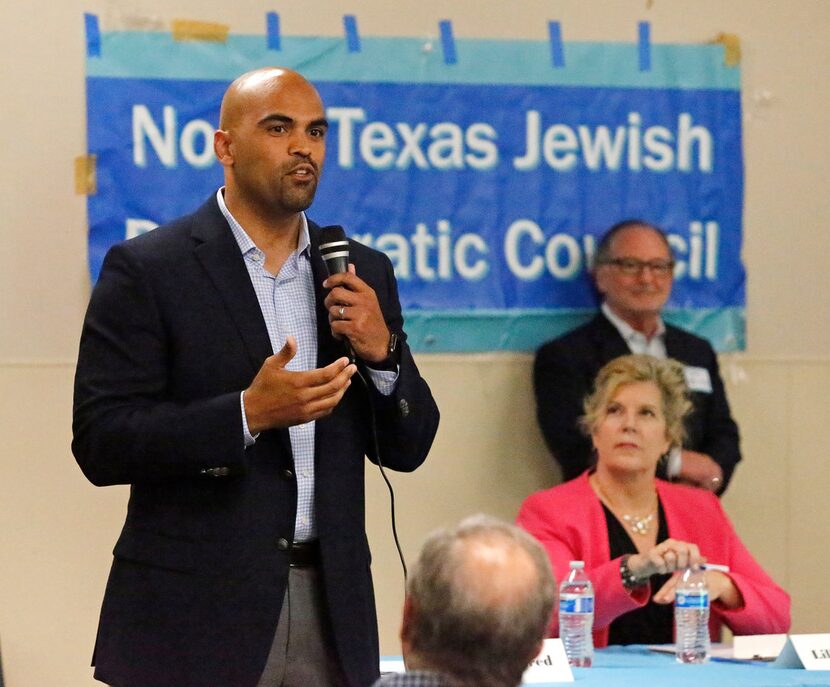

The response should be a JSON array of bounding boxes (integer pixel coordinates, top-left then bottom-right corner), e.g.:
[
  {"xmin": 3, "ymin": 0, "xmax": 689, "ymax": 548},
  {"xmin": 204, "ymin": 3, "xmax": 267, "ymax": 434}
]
[
  {"xmin": 773, "ymin": 634, "xmax": 830, "ymax": 670},
  {"xmin": 379, "ymin": 657, "xmax": 406, "ymax": 674},
  {"xmin": 733, "ymin": 634, "xmax": 787, "ymax": 660},
  {"xmin": 522, "ymin": 638, "xmax": 574, "ymax": 683}
]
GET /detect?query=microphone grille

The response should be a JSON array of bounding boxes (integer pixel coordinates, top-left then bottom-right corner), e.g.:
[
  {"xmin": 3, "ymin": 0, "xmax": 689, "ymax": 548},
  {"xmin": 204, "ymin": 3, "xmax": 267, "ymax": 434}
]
[{"xmin": 320, "ymin": 225, "xmax": 347, "ymax": 249}]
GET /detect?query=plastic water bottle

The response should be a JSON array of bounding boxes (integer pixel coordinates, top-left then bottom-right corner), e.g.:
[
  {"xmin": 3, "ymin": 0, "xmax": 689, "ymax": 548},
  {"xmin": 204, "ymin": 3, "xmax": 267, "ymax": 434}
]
[
  {"xmin": 559, "ymin": 560, "xmax": 594, "ymax": 667},
  {"xmin": 675, "ymin": 565, "xmax": 710, "ymax": 663}
]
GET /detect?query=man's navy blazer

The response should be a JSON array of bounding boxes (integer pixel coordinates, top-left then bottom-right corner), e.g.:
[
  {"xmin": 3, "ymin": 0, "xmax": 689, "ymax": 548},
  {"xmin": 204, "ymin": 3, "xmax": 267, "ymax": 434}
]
[
  {"xmin": 72, "ymin": 196, "xmax": 440, "ymax": 687},
  {"xmin": 533, "ymin": 312, "xmax": 740, "ymax": 489}
]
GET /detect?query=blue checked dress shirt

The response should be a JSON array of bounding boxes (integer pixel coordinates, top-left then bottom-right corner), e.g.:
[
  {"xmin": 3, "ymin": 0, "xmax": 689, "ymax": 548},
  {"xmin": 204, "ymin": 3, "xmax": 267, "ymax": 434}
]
[
  {"xmin": 373, "ymin": 670, "xmax": 455, "ymax": 687},
  {"xmin": 217, "ymin": 189, "xmax": 397, "ymax": 541}
]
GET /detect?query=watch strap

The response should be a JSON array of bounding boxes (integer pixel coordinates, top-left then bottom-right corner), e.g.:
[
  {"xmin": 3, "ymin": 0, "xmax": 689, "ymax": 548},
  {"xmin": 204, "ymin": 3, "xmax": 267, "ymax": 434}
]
[{"xmin": 366, "ymin": 331, "xmax": 400, "ymax": 371}]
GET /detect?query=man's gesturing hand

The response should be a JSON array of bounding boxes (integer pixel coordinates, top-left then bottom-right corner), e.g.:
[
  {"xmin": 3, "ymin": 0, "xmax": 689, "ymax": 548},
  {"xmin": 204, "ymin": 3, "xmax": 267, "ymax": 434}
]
[{"xmin": 244, "ymin": 336, "xmax": 356, "ymax": 434}]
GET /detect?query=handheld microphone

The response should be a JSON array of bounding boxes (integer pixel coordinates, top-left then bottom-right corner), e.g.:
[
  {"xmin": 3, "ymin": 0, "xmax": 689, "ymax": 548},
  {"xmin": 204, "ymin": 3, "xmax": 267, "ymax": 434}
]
[
  {"xmin": 319, "ymin": 225, "xmax": 355, "ymax": 363},
  {"xmin": 319, "ymin": 225, "xmax": 350, "ymax": 275},
  {"xmin": 318, "ymin": 226, "xmax": 409, "ymax": 582}
]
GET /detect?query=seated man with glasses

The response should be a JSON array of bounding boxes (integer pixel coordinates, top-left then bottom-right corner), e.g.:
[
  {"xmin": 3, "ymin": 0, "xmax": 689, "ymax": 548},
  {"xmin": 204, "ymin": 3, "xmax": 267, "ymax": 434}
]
[{"xmin": 534, "ymin": 219, "xmax": 741, "ymax": 494}]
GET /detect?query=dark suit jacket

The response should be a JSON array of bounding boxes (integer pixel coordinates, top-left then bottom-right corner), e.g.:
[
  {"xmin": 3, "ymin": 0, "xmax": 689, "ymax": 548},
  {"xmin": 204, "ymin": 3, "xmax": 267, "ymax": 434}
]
[
  {"xmin": 533, "ymin": 312, "xmax": 740, "ymax": 490},
  {"xmin": 72, "ymin": 196, "xmax": 440, "ymax": 687}
]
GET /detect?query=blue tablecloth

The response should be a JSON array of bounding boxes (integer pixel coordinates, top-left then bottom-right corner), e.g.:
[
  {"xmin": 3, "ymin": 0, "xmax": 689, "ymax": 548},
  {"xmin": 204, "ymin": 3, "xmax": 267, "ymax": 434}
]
[{"xmin": 551, "ymin": 645, "xmax": 830, "ymax": 687}]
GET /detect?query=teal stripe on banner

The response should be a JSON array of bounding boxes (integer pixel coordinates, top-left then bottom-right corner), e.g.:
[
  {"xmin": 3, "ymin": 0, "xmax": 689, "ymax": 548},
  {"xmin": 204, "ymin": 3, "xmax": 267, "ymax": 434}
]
[
  {"xmin": 403, "ymin": 307, "xmax": 745, "ymax": 353},
  {"xmin": 87, "ymin": 33, "xmax": 739, "ymax": 90}
]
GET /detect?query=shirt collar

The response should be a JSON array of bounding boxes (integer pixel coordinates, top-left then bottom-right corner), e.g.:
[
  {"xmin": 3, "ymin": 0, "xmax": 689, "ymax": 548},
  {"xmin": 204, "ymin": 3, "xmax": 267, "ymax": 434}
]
[
  {"xmin": 601, "ymin": 301, "xmax": 665, "ymax": 345},
  {"xmin": 216, "ymin": 187, "xmax": 311, "ymax": 258},
  {"xmin": 393, "ymin": 670, "xmax": 449, "ymax": 685}
]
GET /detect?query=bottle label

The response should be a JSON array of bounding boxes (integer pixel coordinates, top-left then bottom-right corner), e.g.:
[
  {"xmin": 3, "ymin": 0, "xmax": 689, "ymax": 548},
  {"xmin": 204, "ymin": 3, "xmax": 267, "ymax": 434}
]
[
  {"xmin": 675, "ymin": 592, "xmax": 709, "ymax": 609},
  {"xmin": 559, "ymin": 594, "xmax": 594, "ymax": 614}
]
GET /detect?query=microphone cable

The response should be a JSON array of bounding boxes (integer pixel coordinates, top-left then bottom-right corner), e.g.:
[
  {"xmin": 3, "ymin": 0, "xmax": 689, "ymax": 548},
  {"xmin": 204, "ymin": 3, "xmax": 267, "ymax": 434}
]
[
  {"xmin": 320, "ymin": 225, "xmax": 408, "ymax": 583},
  {"xmin": 352, "ymin": 363, "xmax": 408, "ymax": 583}
]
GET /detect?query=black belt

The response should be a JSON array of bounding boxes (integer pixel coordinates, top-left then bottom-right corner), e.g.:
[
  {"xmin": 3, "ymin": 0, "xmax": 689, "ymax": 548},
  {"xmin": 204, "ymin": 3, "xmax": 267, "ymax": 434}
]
[{"xmin": 289, "ymin": 540, "xmax": 321, "ymax": 567}]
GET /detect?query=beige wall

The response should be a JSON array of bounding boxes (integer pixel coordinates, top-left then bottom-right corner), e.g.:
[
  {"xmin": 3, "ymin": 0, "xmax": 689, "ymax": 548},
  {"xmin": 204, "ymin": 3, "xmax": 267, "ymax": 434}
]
[{"xmin": 1, "ymin": 1, "xmax": 829, "ymax": 685}]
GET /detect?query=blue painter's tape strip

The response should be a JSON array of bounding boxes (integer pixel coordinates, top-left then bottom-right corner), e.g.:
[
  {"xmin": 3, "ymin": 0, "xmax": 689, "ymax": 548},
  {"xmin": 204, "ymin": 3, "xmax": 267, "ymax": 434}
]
[
  {"xmin": 86, "ymin": 35, "xmax": 741, "ymax": 90},
  {"xmin": 266, "ymin": 12, "xmax": 281, "ymax": 51},
  {"xmin": 638, "ymin": 21, "xmax": 651, "ymax": 71},
  {"xmin": 548, "ymin": 21, "xmax": 565, "ymax": 68},
  {"xmin": 85, "ymin": 13, "xmax": 101, "ymax": 57},
  {"xmin": 343, "ymin": 15, "xmax": 361, "ymax": 53},
  {"xmin": 439, "ymin": 20, "xmax": 457, "ymax": 65}
]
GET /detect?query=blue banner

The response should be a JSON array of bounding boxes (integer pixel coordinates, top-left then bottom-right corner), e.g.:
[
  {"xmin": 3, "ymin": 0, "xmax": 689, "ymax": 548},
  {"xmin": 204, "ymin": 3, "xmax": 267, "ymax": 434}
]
[{"xmin": 85, "ymin": 27, "xmax": 745, "ymax": 351}]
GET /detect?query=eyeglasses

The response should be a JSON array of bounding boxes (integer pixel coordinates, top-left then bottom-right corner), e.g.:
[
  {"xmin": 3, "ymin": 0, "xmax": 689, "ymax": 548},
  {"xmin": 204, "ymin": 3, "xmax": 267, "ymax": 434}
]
[{"xmin": 601, "ymin": 258, "xmax": 675, "ymax": 276}]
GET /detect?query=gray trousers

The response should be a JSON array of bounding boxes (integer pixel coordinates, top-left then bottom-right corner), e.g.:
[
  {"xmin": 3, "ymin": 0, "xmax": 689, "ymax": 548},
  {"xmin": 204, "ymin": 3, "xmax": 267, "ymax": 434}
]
[{"xmin": 256, "ymin": 565, "xmax": 349, "ymax": 687}]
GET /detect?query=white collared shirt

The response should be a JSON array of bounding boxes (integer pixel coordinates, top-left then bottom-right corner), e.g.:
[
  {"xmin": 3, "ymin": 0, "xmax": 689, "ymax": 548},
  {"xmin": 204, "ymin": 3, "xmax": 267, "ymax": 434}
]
[
  {"xmin": 218, "ymin": 189, "xmax": 319, "ymax": 540},
  {"xmin": 217, "ymin": 189, "xmax": 398, "ymax": 539},
  {"xmin": 601, "ymin": 302, "xmax": 667, "ymax": 359}
]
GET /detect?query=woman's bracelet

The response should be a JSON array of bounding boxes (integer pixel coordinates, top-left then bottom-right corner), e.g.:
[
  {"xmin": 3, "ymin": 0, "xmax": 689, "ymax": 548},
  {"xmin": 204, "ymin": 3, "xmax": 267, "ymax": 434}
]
[{"xmin": 620, "ymin": 554, "xmax": 649, "ymax": 591}]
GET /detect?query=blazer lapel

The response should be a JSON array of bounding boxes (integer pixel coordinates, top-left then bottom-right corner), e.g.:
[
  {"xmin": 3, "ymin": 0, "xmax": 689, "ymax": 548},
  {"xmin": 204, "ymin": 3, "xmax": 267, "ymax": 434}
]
[
  {"xmin": 190, "ymin": 197, "xmax": 274, "ymax": 371},
  {"xmin": 592, "ymin": 312, "xmax": 631, "ymax": 361},
  {"xmin": 663, "ymin": 325, "xmax": 685, "ymax": 359}
]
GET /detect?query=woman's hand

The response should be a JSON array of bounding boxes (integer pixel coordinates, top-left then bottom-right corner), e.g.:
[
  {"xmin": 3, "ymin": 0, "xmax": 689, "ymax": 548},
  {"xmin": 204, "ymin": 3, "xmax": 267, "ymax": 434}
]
[
  {"xmin": 627, "ymin": 538, "xmax": 704, "ymax": 580},
  {"xmin": 652, "ymin": 570, "xmax": 744, "ymax": 608}
]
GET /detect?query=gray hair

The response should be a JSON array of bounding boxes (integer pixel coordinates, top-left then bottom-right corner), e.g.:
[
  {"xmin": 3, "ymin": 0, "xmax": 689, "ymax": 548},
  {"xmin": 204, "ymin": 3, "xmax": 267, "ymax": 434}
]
[
  {"xmin": 592, "ymin": 218, "xmax": 673, "ymax": 269},
  {"xmin": 405, "ymin": 514, "xmax": 556, "ymax": 687}
]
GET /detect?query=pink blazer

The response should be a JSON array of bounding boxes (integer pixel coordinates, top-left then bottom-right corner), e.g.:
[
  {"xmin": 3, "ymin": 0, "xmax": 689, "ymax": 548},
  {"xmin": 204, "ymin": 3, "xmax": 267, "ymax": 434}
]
[{"xmin": 517, "ymin": 473, "xmax": 790, "ymax": 647}]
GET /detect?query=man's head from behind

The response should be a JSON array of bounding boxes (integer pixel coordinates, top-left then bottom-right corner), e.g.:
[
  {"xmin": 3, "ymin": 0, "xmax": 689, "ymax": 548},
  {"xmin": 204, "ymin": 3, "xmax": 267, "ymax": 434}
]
[
  {"xmin": 401, "ymin": 515, "xmax": 555, "ymax": 687},
  {"xmin": 592, "ymin": 220, "xmax": 675, "ymax": 327}
]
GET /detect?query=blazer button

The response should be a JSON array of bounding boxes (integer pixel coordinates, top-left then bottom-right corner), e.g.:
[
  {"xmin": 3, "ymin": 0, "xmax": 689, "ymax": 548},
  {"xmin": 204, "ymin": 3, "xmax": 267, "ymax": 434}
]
[
  {"xmin": 398, "ymin": 398, "xmax": 410, "ymax": 417},
  {"xmin": 282, "ymin": 468, "xmax": 294, "ymax": 480},
  {"xmin": 277, "ymin": 538, "xmax": 290, "ymax": 551}
]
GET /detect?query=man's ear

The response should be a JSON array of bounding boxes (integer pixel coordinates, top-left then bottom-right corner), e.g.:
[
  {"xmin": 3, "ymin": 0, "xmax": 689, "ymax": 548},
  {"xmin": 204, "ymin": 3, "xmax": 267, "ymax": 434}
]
[
  {"xmin": 593, "ymin": 266, "xmax": 609, "ymax": 297},
  {"xmin": 214, "ymin": 129, "xmax": 234, "ymax": 166},
  {"xmin": 400, "ymin": 595, "xmax": 415, "ymax": 647}
]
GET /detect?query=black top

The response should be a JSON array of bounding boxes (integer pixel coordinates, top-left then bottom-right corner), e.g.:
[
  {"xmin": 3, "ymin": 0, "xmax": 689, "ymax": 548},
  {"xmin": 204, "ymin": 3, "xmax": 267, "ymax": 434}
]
[{"xmin": 604, "ymin": 499, "xmax": 674, "ymax": 645}]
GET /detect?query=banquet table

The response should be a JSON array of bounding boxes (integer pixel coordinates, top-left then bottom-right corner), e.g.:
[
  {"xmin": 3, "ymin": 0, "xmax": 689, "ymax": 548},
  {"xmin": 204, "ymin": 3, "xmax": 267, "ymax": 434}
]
[{"xmin": 536, "ymin": 645, "xmax": 830, "ymax": 686}]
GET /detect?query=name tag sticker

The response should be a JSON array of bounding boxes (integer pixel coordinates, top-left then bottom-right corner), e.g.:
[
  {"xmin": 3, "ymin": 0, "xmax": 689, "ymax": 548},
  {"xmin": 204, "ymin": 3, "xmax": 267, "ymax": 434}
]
[
  {"xmin": 522, "ymin": 638, "xmax": 574, "ymax": 683},
  {"xmin": 684, "ymin": 366, "xmax": 713, "ymax": 393},
  {"xmin": 773, "ymin": 634, "xmax": 830, "ymax": 670}
]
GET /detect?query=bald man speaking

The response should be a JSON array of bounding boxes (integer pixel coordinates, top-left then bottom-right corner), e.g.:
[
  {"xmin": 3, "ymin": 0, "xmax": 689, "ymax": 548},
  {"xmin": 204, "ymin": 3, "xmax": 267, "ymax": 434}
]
[{"xmin": 73, "ymin": 68, "xmax": 439, "ymax": 687}]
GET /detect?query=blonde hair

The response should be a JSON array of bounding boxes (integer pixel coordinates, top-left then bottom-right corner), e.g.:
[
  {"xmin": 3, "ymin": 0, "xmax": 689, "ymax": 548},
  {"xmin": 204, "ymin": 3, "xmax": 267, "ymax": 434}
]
[{"xmin": 580, "ymin": 354, "xmax": 692, "ymax": 448}]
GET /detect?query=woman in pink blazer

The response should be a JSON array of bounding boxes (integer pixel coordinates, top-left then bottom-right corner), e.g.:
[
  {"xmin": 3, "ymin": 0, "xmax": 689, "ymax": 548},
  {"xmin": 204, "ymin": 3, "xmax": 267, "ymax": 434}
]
[{"xmin": 518, "ymin": 355, "xmax": 790, "ymax": 647}]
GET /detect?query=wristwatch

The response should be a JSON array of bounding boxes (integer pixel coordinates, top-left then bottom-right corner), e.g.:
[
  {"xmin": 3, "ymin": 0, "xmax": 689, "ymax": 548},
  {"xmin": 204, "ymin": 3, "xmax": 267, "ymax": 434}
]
[{"xmin": 367, "ymin": 331, "xmax": 400, "ymax": 371}]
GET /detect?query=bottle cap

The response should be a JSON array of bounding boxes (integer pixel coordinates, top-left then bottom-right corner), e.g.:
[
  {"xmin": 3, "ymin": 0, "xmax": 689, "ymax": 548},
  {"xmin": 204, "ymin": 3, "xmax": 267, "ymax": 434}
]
[{"xmin": 569, "ymin": 560, "xmax": 585, "ymax": 569}]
